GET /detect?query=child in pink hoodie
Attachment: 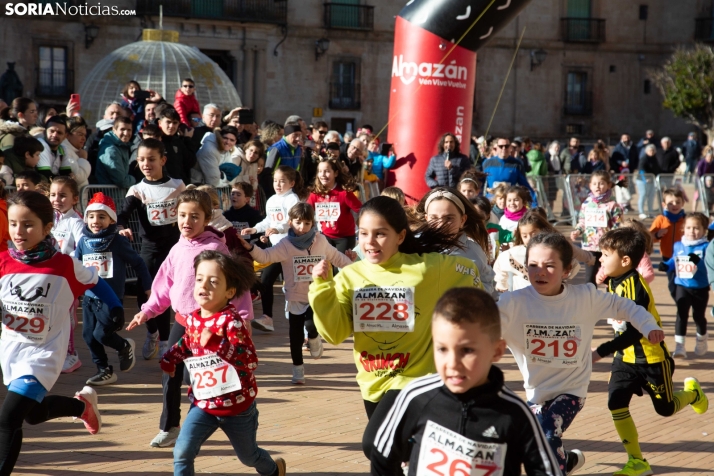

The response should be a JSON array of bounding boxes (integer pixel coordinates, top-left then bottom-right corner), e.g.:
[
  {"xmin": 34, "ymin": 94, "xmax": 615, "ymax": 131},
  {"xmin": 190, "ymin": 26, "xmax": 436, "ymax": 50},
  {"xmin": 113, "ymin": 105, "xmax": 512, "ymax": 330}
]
[{"xmin": 127, "ymin": 189, "xmax": 254, "ymax": 449}]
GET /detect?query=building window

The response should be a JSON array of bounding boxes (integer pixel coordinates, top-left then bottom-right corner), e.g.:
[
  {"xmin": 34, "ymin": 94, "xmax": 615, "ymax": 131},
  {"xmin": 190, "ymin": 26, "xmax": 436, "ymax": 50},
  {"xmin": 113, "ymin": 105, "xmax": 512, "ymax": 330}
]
[
  {"xmin": 644, "ymin": 79, "xmax": 651, "ymax": 94},
  {"xmin": 329, "ymin": 60, "xmax": 361, "ymax": 110},
  {"xmin": 37, "ymin": 46, "xmax": 68, "ymax": 97},
  {"xmin": 564, "ymin": 71, "xmax": 593, "ymax": 115}
]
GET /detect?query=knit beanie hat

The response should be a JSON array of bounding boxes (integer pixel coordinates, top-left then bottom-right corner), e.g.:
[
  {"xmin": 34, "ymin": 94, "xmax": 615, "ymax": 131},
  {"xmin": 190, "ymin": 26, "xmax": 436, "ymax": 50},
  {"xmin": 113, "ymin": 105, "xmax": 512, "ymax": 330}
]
[{"xmin": 84, "ymin": 192, "xmax": 117, "ymax": 222}]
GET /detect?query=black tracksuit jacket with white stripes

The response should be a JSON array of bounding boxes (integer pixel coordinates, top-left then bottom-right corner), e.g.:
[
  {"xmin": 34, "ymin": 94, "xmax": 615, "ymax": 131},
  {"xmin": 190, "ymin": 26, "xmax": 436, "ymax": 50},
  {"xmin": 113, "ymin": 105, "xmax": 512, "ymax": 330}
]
[{"xmin": 370, "ymin": 366, "xmax": 562, "ymax": 476}]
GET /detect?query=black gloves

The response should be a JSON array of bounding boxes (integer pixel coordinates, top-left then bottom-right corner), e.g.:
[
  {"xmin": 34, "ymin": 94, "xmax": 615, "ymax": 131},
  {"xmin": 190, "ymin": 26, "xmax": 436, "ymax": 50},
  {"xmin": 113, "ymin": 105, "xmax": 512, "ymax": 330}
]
[
  {"xmin": 688, "ymin": 253, "xmax": 701, "ymax": 265},
  {"xmin": 657, "ymin": 262, "xmax": 669, "ymax": 272},
  {"xmin": 110, "ymin": 307, "xmax": 125, "ymax": 332}
]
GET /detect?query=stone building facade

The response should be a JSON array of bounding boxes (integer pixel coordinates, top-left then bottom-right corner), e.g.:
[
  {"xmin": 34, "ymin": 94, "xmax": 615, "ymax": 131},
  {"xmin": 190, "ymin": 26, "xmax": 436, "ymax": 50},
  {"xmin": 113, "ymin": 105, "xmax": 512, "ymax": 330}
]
[{"xmin": 0, "ymin": 0, "xmax": 709, "ymax": 140}]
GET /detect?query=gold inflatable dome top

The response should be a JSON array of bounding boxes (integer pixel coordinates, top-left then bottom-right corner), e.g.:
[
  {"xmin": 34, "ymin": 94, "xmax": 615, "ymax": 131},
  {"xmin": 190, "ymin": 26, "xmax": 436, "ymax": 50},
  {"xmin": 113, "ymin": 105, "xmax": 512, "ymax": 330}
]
[{"xmin": 142, "ymin": 29, "xmax": 179, "ymax": 42}]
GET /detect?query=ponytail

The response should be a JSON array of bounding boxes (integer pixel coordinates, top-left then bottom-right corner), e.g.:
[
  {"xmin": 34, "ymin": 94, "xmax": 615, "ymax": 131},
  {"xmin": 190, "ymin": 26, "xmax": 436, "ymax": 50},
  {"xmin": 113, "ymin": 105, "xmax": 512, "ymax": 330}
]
[{"xmin": 276, "ymin": 165, "xmax": 307, "ymax": 200}]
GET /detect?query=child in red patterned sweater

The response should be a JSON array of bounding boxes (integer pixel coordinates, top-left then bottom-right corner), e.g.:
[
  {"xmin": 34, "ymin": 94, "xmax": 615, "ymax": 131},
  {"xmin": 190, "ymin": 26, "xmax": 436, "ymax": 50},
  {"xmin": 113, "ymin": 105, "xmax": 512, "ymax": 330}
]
[{"xmin": 160, "ymin": 250, "xmax": 286, "ymax": 476}]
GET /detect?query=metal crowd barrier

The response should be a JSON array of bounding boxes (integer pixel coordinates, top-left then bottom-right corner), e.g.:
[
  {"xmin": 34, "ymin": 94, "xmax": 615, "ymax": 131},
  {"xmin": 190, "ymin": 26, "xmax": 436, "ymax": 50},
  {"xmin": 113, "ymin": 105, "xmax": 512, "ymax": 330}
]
[
  {"xmin": 655, "ymin": 173, "xmax": 694, "ymax": 211},
  {"xmin": 697, "ymin": 174, "xmax": 714, "ymax": 216}
]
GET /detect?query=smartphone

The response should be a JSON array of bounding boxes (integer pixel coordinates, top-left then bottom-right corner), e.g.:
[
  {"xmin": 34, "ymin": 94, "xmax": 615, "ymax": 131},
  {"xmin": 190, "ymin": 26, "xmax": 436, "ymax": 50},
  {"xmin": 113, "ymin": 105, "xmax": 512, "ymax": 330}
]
[
  {"xmin": 238, "ymin": 108, "xmax": 254, "ymax": 125},
  {"xmin": 69, "ymin": 94, "xmax": 81, "ymax": 116},
  {"xmin": 135, "ymin": 90, "xmax": 151, "ymax": 102},
  {"xmin": 380, "ymin": 143, "xmax": 392, "ymax": 156}
]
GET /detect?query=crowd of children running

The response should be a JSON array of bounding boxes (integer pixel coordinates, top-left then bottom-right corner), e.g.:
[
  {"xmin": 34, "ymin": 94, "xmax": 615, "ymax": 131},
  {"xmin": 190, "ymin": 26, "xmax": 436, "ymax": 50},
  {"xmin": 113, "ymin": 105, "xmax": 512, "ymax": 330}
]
[{"xmin": 0, "ymin": 137, "xmax": 711, "ymax": 476}]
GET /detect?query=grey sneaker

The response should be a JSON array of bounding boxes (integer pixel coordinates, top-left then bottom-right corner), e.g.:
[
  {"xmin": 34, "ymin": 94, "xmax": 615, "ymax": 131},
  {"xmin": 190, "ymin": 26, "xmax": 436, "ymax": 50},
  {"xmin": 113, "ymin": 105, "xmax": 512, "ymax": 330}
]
[
  {"xmin": 673, "ymin": 342, "xmax": 688, "ymax": 358},
  {"xmin": 149, "ymin": 426, "xmax": 180, "ymax": 447},
  {"xmin": 158, "ymin": 341, "xmax": 169, "ymax": 359},
  {"xmin": 292, "ymin": 364, "xmax": 305, "ymax": 385},
  {"xmin": 118, "ymin": 338, "xmax": 136, "ymax": 372},
  {"xmin": 86, "ymin": 366, "xmax": 117, "ymax": 386},
  {"xmin": 695, "ymin": 334, "xmax": 708, "ymax": 357},
  {"xmin": 142, "ymin": 331, "xmax": 159, "ymax": 360},
  {"xmin": 251, "ymin": 315, "xmax": 275, "ymax": 332},
  {"xmin": 308, "ymin": 336, "xmax": 323, "ymax": 359}
]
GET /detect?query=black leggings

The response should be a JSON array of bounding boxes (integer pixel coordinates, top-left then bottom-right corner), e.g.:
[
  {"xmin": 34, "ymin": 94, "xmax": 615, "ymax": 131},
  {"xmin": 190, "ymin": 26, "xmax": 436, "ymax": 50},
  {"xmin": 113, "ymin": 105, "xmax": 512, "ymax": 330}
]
[
  {"xmin": 326, "ymin": 235, "xmax": 356, "ymax": 254},
  {"xmin": 139, "ymin": 241, "xmax": 173, "ymax": 340},
  {"xmin": 0, "ymin": 391, "xmax": 84, "ymax": 475},
  {"xmin": 675, "ymin": 285, "xmax": 709, "ymax": 336},
  {"xmin": 259, "ymin": 263, "xmax": 283, "ymax": 318},
  {"xmin": 362, "ymin": 389, "xmax": 401, "ymax": 459},
  {"xmin": 584, "ymin": 251, "xmax": 602, "ymax": 285},
  {"xmin": 288, "ymin": 307, "xmax": 318, "ymax": 366},
  {"xmin": 160, "ymin": 320, "xmax": 186, "ymax": 431}
]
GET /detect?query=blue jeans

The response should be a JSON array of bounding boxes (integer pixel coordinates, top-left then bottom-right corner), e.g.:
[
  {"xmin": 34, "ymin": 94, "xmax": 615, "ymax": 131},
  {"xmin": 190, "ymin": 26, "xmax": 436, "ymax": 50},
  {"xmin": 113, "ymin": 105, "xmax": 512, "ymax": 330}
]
[
  {"xmin": 635, "ymin": 177, "xmax": 654, "ymax": 215},
  {"xmin": 173, "ymin": 401, "xmax": 277, "ymax": 476}
]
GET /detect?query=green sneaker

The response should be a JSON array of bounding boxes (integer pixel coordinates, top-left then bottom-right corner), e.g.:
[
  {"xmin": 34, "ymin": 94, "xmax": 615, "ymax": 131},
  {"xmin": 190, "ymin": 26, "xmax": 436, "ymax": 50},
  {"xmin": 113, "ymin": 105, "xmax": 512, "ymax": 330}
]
[
  {"xmin": 613, "ymin": 456, "xmax": 653, "ymax": 476},
  {"xmin": 685, "ymin": 377, "xmax": 709, "ymax": 414}
]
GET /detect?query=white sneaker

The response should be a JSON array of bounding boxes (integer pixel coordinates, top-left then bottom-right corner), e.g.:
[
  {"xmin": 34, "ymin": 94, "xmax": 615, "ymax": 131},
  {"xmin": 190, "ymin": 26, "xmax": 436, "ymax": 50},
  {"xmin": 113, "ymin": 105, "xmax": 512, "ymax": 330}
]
[
  {"xmin": 292, "ymin": 364, "xmax": 305, "ymax": 385},
  {"xmin": 673, "ymin": 342, "xmax": 688, "ymax": 358},
  {"xmin": 158, "ymin": 341, "xmax": 169, "ymax": 359},
  {"xmin": 695, "ymin": 334, "xmax": 708, "ymax": 356},
  {"xmin": 251, "ymin": 315, "xmax": 275, "ymax": 332},
  {"xmin": 638, "ymin": 213, "xmax": 648, "ymax": 219},
  {"xmin": 308, "ymin": 336, "xmax": 323, "ymax": 359},
  {"xmin": 62, "ymin": 352, "xmax": 82, "ymax": 373},
  {"xmin": 149, "ymin": 426, "xmax": 180, "ymax": 447},
  {"xmin": 142, "ymin": 331, "xmax": 159, "ymax": 360}
]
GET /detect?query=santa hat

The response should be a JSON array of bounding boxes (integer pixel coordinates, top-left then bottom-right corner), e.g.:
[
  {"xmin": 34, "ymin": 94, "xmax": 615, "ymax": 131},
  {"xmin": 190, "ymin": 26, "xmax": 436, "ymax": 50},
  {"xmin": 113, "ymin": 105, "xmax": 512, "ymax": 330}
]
[{"xmin": 84, "ymin": 192, "xmax": 117, "ymax": 222}]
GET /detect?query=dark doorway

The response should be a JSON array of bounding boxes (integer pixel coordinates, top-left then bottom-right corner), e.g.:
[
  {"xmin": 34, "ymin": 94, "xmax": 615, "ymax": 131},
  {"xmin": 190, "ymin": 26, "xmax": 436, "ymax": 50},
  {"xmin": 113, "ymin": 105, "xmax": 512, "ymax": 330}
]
[
  {"xmin": 201, "ymin": 49, "xmax": 236, "ymax": 84},
  {"xmin": 331, "ymin": 117, "xmax": 355, "ymax": 135}
]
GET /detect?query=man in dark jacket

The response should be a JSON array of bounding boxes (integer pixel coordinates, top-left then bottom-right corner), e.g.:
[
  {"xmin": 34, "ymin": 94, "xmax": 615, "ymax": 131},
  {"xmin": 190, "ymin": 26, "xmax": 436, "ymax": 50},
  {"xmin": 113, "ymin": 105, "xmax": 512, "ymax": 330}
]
[
  {"xmin": 424, "ymin": 133, "xmax": 471, "ymax": 188},
  {"xmin": 637, "ymin": 129, "xmax": 658, "ymax": 158},
  {"xmin": 610, "ymin": 133, "xmax": 639, "ymax": 172},
  {"xmin": 157, "ymin": 108, "xmax": 196, "ymax": 184},
  {"xmin": 657, "ymin": 136, "xmax": 680, "ymax": 174},
  {"xmin": 681, "ymin": 132, "xmax": 702, "ymax": 181}
]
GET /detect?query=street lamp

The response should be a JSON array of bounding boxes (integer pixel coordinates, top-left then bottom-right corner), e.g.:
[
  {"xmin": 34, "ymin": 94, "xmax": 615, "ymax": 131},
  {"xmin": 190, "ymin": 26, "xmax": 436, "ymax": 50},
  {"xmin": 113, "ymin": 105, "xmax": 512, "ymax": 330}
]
[
  {"xmin": 530, "ymin": 49, "xmax": 547, "ymax": 71},
  {"xmin": 315, "ymin": 37, "xmax": 330, "ymax": 61},
  {"xmin": 85, "ymin": 24, "xmax": 100, "ymax": 50}
]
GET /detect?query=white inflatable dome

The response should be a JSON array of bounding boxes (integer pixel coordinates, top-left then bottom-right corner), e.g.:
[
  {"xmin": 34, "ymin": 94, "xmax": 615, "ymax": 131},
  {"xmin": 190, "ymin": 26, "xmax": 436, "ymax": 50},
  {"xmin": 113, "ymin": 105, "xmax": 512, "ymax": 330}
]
[{"xmin": 78, "ymin": 29, "xmax": 241, "ymax": 124}]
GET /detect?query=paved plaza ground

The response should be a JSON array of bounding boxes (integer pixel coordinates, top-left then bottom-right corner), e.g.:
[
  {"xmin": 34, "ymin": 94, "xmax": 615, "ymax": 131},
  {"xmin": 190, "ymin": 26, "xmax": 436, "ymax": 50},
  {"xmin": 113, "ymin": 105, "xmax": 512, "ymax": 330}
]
[{"xmin": 6, "ymin": 229, "xmax": 714, "ymax": 474}]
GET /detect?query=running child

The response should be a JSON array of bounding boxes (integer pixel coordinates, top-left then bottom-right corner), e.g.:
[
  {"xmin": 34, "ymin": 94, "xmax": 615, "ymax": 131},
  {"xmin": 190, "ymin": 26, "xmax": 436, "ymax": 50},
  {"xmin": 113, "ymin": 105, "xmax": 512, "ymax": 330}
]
[
  {"xmin": 499, "ymin": 185, "xmax": 531, "ymax": 232},
  {"xmin": 241, "ymin": 165, "xmax": 302, "ymax": 333},
  {"xmin": 307, "ymin": 158, "xmax": 362, "ymax": 253},
  {"xmin": 117, "ymin": 138, "xmax": 186, "ymax": 360},
  {"xmin": 498, "ymin": 232, "xmax": 663, "ymax": 475},
  {"xmin": 370, "ymin": 288, "xmax": 560, "ymax": 476},
  {"xmin": 0, "ymin": 191, "xmax": 125, "ymax": 475},
  {"xmin": 493, "ymin": 210, "xmax": 593, "ymax": 292},
  {"xmin": 650, "ymin": 188, "xmax": 686, "ymax": 299},
  {"xmin": 223, "ymin": 181, "xmax": 261, "ymax": 234},
  {"xmin": 160, "ymin": 250, "xmax": 286, "ymax": 476},
  {"xmin": 126, "ymin": 189, "xmax": 254, "ymax": 448},
  {"xmin": 416, "ymin": 187, "xmax": 496, "ymax": 296},
  {"xmin": 308, "ymin": 196, "xmax": 483, "ymax": 458},
  {"xmin": 49, "ymin": 176, "xmax": 85, "ymax": 373},
  {"xmin": 597, "ymin": 219, "xmax": 654, "ymax": 285},
  {"xmin": 75, "ymin": 192, "xmax": 153, "ymax": 385},
  {"xmin": 570, "ymin": 170, "xmax": 623, "ymax": 284},
  {"xmin": 658, "ymin": 212, "xmax": 710, "ymax": 358},
  {"xmin": 240, "ymin": 202, "xmax": 354, "ymax": 384},
  {"xmin": 595, "ymin": 227, "xmax": 707, "ymax": 476}
]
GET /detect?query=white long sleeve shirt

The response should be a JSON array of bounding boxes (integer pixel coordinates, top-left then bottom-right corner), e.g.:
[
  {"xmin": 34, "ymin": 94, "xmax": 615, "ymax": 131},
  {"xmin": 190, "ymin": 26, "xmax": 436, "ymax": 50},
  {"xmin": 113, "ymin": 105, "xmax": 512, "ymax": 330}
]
[
  {"xmin": 253, "ymin": 189, "xmax": 300, "ymax": 245},
  {"xmin": 498, "ymin": 283, "xmax": 660, "ymax": 404}
]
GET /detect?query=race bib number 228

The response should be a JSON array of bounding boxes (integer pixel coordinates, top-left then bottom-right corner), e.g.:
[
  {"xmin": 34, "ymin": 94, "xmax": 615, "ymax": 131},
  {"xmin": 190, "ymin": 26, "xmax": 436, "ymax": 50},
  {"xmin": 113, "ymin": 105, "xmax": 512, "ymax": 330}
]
[{"xmin": 353, "ymin": 286, "xmax": 415, "ymax": 333}]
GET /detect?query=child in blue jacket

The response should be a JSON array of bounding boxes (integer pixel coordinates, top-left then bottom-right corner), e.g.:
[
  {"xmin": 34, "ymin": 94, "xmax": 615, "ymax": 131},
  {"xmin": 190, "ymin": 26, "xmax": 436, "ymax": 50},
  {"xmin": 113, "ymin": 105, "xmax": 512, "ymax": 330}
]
[
  {"xmin": 659, "ymin": 212, "xmax": 710, "ymax": 358},
  {"xmin": 75, "ymin": 192, "xmax": 153, "ymax": 385}
]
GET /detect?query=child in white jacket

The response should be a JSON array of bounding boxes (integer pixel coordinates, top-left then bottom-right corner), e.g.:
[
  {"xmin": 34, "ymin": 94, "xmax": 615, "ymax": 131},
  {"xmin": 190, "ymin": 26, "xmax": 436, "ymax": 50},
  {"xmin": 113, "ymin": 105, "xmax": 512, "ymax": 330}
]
[{"xmin": 240, "ymin": 203, "xmax": 354, "ymax": 384}]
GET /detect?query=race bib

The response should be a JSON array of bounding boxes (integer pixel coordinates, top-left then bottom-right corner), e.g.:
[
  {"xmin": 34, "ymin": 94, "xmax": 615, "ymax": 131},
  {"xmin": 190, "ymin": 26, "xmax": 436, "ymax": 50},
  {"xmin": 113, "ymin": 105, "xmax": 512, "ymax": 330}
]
[
  {"xmin": 584, "ymin": 208, "xmax": 607, "ymax": 228},
  {"xmin": 417, "ymin": 420, "xmax": 507, "ymax": 476},
  {"xmin": 1, "ymin": 300, "xmax": 50, "ymax": 344},
  {"xmin": 267, "ymin": 206, "xmax": 285, "ymax": 223},
  {"xmin": 315, "ymin": 202, "xmax": 341, "ymax": 223},
  {"xmin": 82, "ymin": 252, "xmax": 114, "ymax": 279},
  {"xmin": 232, "ymin": 221, "xmax": 249, "ymax": 232},
  {"xmin": 293, "ymin": 255, "xmax": 325, "ymax": 283},
  {"xmin": 675, "ymin": 255, "xmax": 696, "ymax": 279},
  {"xmin": 524, "ymin": 324, "xmax": 582, "ymax": 367},
  {"xmin": 52, "ymin": 230, "xmax": 68, "ymax": 252},
  {"xmin": 185, "ymin": 353, "xmax": 242, "ymax": 400},
  {"xmin": 147, "ymin": 199, "xmax": 178, "ymax": 226},
  {"xmin": 353, "ymin": 286, "xmax": 415, "ymax": 333}
]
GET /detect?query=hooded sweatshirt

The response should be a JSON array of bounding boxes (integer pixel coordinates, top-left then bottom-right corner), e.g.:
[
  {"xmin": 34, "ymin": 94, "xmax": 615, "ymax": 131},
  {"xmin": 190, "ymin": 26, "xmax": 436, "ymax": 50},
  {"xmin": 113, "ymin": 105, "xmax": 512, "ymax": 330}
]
[
  {"xmin": 140, "ymin": 227, "xmax": 252, "ymax": 325},
  {"xmin": 192, "ymin": 132, "xmax": 232, "ymax": 187},
  {"xmin": 96, "ymin": 131, "xmax": 136, "ymax": 188},
  {"xmin": 173, "ymin": 89, "xmax": 201, "ymax": 127}
]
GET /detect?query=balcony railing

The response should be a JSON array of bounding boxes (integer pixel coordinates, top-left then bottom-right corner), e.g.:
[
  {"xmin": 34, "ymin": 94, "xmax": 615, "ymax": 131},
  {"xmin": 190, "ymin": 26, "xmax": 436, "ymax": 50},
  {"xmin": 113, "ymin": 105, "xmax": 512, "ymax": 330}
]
[
  {"xmin": 35, "ymin": 68, "xmax": 74, "ymax": 98},
  {"xmin": 563, "ymin": 91, "xmax": 593, "ymax": 116},
  {"xmin": 135, "ymin": 0, "xmax": 288, "ymax": 25},
  {"xmin": 695, "ymin": 18, "xmax": 714, "ymax": 42},
  {"xmin": 329, "ymin": 81, "xmax": 361, "ymax": 110},
  {"xmin": 324, "ymin": 3, "xmax": 374, "ymax": 30},
  {"xmin": 560, "ymin": 18, "xmax": 606, "ymax": 43}
]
